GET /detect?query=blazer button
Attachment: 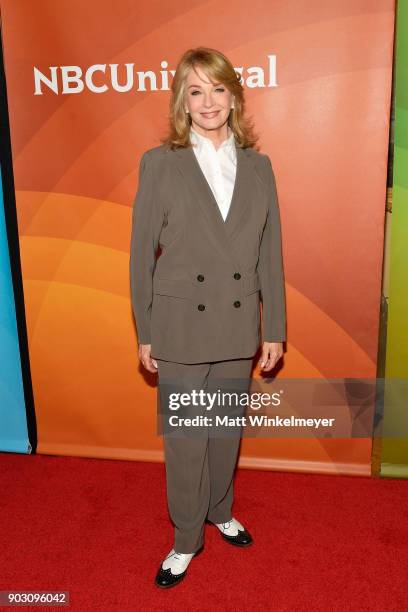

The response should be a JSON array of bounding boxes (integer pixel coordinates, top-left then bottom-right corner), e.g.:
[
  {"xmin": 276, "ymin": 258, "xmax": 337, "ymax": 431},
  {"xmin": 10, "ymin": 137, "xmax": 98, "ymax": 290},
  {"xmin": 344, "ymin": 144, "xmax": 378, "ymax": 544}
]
[
  {"xmin": 198, "ymin": 304, "xmax": 205, "ymax": 311},
  {"xmin": 233, "ymin": 272, "xmax": 241, "ymax": 280},
  {"xmin": 197, "ymin": 274, "xmax": 205, "ymax": 282},
  {"xmin": 233, "ymin": 300, "xmax": 241, "ymax": 308}
]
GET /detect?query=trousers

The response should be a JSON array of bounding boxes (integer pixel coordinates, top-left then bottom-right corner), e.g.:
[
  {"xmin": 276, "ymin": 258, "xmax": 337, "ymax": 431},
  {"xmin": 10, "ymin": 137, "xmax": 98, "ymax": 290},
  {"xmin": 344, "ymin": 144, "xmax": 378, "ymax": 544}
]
[{"xmin": 156, "ymin": 356, "xmax": 254, "ymax": 553}]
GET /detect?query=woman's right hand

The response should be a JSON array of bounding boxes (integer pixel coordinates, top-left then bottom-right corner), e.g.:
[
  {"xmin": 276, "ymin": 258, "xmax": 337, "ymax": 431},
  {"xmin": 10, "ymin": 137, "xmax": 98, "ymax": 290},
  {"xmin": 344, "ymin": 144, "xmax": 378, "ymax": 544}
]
[{"xmin": 138, "ymin": 344, "xmax": 158, "ymax": 373}]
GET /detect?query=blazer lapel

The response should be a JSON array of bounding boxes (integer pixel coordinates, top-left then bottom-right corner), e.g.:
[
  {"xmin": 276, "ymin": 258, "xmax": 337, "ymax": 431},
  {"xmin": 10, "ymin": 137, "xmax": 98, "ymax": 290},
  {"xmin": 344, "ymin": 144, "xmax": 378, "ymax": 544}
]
[{"xmin": 174, "ymin": 140, "xmax": 253, "ymax": 267}]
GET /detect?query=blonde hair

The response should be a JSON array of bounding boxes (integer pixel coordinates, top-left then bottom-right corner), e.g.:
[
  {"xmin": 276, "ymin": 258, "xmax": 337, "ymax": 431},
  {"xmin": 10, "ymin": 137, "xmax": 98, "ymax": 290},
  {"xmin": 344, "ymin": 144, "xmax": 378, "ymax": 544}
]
[{"xmin": 160, "ymin": 47, "xmax": 259, "ymax": 150}]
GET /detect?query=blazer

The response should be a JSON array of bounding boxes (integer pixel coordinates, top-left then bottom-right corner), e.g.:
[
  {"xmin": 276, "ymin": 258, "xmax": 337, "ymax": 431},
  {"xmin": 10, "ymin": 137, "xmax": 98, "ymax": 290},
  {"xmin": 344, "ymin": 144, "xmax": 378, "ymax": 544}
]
[{"xmin": 129, "ymin": 139, "xmax": 287, "ymax": 364}]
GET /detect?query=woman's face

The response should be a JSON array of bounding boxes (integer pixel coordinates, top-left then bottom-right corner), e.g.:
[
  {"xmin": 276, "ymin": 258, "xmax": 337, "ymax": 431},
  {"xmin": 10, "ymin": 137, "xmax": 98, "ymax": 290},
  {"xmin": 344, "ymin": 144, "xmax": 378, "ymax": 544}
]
[{"xmin": 184, "ymin": 64, "xmax": 234, "ymax": 133}]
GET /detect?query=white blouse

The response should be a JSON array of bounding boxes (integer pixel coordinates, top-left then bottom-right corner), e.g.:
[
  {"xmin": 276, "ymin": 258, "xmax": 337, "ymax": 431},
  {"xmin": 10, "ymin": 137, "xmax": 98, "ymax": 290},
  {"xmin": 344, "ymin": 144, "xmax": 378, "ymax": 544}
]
[{"xmin": 189, "ymin": 126, "xmax": 237, "ymax": 222}]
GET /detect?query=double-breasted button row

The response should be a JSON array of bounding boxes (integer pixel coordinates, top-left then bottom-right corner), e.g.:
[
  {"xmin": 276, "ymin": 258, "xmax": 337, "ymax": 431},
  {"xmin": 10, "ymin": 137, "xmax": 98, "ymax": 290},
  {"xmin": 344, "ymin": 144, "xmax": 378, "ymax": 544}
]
[
  {"xmin": 196, "ymin": 273, "xmax": 242, "ymax": 311},
  {"xmin": 196, "ymin": 273, "xmax": 241, "ymax": 282},
  {"xmin": 197, "ymin": 301, "xmax": 241, "ymax": 310}
]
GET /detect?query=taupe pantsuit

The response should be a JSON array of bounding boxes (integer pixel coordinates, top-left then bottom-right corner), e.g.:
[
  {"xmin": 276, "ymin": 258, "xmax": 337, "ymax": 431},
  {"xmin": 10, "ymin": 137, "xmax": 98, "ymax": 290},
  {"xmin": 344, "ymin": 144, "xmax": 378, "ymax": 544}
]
[
  {"xmin": 129, "ymin": 139, "xmax": 287, "ymax": 555},
  {"xmin": 157, "ymin": 356, "xmax": 253, "ymax": 553}
]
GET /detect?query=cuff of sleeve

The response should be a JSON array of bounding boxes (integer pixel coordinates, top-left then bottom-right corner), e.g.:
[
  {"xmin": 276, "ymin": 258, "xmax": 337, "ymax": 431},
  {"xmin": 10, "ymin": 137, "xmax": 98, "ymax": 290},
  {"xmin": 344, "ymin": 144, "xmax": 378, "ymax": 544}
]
[{"xmin": 136, "ymin": 329, "xmax": 151, "ymax": 345}]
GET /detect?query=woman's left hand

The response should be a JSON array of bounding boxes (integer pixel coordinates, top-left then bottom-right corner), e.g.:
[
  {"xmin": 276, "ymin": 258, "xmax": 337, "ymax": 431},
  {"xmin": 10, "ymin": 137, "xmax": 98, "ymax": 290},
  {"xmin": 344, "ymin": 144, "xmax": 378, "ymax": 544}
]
[{"xmin": 258, "ymin": 342, "xmax": 284, "ymax": 371}]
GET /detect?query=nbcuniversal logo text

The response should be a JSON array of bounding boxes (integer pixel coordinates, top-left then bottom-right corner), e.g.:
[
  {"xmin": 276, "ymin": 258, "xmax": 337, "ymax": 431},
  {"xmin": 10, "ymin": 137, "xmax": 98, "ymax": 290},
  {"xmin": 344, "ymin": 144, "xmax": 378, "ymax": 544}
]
[{"xmin": 33, "ymin": 56, "xmax": 278, "ymax": 95}]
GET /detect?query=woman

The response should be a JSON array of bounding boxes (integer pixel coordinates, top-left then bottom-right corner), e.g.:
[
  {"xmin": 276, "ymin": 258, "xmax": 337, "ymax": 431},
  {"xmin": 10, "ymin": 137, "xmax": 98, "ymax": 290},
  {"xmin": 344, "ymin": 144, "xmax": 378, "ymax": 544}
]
[{"xmin": 130, "ymin": 47, "xmax": 286, "ymax": 589}]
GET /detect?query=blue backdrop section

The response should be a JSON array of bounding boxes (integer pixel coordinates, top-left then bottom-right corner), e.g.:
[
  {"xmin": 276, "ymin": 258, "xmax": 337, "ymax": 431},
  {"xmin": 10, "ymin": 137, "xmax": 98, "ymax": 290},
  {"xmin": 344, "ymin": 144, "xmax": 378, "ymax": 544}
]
[{"xmin": 0, "ymin": 165, "xmax": 30, "ymax": 453}]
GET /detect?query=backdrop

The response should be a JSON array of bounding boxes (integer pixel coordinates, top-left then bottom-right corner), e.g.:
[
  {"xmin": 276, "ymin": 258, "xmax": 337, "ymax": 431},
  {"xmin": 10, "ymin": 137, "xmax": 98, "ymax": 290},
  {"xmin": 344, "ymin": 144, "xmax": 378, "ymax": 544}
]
[
  {"xmin": 0, "ymin": 165, "xmax": 30, "ymax": 453},
  {"xmin": 0, "ymin": 0, "xmax": 395, "ymax": 474}
]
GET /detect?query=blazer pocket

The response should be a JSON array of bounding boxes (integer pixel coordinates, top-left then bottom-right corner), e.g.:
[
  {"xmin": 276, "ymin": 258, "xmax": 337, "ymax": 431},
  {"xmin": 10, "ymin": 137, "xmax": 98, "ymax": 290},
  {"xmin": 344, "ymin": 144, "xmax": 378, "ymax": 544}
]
[
  {"xmin": 243, "ymin": 272, "xmax": 261, "ymax": 296},
  {"xmin": 152, "ymin": 277, "xmax": 193, "ymax": 300}
]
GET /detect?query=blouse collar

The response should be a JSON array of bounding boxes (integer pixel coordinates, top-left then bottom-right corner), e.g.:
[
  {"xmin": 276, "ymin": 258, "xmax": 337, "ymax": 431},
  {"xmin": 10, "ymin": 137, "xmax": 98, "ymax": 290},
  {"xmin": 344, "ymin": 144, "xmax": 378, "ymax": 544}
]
[{"xmin": 190, "ymin": 125, "xmax": 235, "ymax": 154}]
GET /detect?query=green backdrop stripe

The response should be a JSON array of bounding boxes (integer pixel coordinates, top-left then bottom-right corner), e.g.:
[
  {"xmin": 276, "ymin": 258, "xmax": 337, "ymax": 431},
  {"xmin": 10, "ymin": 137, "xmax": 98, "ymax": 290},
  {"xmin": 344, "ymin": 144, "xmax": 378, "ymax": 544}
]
[
  {"xmin": 394, "ymin": 109, "xmax": 408, "ymax": 150},
  {"xmin": 380, "ymin": 0, "xmax": 408, "ymax": 476}
]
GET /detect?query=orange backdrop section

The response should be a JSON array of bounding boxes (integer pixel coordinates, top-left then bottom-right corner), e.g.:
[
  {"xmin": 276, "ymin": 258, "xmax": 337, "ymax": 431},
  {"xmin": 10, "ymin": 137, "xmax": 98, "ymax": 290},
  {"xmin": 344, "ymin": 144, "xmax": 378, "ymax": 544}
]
[{"xmin": 0, "ymin": 0, "xmax": 394, "ymax": 474}]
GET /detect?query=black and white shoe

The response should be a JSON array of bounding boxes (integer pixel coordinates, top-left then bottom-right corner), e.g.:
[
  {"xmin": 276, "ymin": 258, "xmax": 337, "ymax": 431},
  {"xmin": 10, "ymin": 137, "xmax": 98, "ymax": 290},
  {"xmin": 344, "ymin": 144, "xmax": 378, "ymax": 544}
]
[
  {"xmin": 155, "ymin": 546, "xmax": 203, "ymax": 588},
  {"xmin": 214, "ymin": 517, "xmax": 253, "ymax": 547}
]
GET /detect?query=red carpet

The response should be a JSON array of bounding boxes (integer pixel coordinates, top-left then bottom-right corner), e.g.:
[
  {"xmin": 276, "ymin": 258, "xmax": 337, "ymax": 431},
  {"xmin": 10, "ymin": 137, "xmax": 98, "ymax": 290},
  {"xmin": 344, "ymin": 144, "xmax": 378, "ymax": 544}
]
[{"xmin": 1, "ymin": 453, "xmax": 407, "ymax": 611}]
